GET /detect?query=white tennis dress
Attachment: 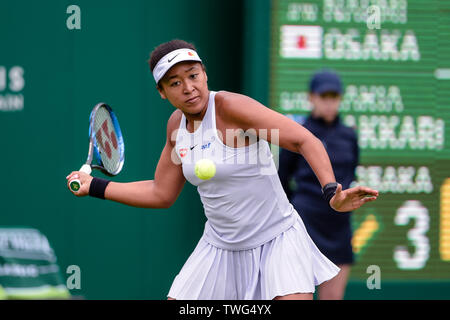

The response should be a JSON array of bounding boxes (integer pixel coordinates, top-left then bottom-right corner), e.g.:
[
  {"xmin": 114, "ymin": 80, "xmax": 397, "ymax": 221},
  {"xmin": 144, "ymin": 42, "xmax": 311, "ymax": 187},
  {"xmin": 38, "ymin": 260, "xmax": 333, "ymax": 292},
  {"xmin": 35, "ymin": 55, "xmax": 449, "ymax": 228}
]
[{"xmin": 168, "ymin": 91, "xmax": 340, "ymax": 300}]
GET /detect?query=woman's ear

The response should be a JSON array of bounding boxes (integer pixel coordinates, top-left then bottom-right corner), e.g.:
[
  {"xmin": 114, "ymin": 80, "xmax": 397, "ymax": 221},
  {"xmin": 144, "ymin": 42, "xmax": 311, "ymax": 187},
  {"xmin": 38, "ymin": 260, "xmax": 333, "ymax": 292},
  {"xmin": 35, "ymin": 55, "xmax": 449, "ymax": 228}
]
[
  {"xmin": 157, "ymin": 85, "xmax": 167, "ymax": 100},
  {"xmin": 202, "ymin": 65, "xmax": 208, "ymax": 82}
]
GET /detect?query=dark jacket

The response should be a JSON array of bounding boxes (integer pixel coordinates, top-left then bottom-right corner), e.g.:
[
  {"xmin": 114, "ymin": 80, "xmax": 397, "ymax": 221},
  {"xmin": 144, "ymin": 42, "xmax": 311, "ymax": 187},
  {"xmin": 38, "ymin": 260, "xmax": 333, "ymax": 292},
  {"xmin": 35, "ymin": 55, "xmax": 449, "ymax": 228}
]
[{"xmin": 278, "ymin": 114, "xmax": 359, "ymax": 264}]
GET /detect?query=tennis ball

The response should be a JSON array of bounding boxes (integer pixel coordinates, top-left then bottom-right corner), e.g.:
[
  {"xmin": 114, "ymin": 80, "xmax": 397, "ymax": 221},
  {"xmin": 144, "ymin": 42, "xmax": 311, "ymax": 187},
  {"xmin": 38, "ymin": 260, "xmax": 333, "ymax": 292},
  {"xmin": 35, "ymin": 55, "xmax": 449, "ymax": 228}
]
[{"xmin": 195, "ymin": 159, "xmax": 216, "ymax": 180}]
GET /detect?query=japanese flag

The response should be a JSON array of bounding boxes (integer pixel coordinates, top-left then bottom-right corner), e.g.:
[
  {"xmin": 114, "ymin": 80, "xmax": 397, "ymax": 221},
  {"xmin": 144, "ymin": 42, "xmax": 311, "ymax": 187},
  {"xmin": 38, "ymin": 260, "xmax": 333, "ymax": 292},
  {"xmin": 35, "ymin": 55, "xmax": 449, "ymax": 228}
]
[{"xmin": 280, "ymin": 25, "xmax": 323, "ymax": 59}]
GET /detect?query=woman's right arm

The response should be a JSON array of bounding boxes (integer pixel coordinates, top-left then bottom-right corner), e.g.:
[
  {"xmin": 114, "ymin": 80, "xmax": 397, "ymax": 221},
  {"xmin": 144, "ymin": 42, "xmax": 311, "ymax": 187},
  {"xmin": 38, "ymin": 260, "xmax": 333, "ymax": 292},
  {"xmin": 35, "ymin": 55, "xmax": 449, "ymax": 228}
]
[{"xmin": 66, "ymin": 111, "xmax": 186, "ymax": 209}]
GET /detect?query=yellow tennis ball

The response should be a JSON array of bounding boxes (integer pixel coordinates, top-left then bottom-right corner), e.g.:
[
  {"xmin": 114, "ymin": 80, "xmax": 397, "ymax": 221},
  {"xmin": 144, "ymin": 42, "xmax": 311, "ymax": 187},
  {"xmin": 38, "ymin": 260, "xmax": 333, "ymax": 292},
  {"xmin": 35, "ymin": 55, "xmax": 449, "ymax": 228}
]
[{"xmin": 195, "ymin": 159, "xmax": 216, "ymax": 180}]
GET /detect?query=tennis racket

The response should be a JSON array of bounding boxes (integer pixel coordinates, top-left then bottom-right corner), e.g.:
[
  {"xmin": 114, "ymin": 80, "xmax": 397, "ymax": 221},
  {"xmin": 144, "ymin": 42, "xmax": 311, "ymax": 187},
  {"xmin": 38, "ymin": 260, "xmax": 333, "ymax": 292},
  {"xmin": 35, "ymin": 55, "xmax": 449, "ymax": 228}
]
[{"xmin": 69, "ymin": 102, "xmax": 125, "ymax": 192}]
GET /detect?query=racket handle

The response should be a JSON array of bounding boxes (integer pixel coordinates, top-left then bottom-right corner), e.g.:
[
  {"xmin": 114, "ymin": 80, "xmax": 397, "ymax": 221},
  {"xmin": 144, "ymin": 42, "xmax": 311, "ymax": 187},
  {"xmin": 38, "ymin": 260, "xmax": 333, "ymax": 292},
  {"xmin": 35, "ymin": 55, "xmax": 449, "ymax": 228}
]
[
  {"xmin": 69, "ymin": 179, "xmax": 82, "ymax": 192},
  {"xmin": 69, "ymin": 164, "xmax": 92, "ymax": 192}
]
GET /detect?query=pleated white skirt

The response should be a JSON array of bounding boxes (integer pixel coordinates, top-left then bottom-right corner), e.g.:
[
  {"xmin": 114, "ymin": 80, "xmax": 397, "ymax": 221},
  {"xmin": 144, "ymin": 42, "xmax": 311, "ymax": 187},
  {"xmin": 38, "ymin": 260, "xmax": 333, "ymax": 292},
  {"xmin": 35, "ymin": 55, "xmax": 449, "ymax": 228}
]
[{"xmin": 167, "ymin": 216, "xmax": 340, "ymax": 300}]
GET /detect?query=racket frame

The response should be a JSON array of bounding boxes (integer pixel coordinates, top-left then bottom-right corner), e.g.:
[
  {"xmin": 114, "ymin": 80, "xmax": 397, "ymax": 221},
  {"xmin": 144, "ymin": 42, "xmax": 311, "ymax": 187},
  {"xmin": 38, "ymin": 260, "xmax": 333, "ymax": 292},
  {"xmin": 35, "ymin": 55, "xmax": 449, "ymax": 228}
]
[
  {"xmin": 88, "ymin": 102, "xmax": 125, "ymax": 176},
  {"xmin": 69, "ymin": 102, "xmax": 124, "ymax": 192}
]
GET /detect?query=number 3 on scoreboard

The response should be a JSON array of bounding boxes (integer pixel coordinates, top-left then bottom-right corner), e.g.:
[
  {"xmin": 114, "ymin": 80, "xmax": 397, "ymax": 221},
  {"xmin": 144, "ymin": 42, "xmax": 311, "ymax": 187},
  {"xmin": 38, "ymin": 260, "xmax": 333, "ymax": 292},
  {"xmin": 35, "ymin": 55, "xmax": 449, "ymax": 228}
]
[
  {"xmin": 440, "ymin": 178, "xmax": 450, "ymax": 261},
  {"xmin": 393, "ymin": 200, "xmax": 430, "ymax": 270}
]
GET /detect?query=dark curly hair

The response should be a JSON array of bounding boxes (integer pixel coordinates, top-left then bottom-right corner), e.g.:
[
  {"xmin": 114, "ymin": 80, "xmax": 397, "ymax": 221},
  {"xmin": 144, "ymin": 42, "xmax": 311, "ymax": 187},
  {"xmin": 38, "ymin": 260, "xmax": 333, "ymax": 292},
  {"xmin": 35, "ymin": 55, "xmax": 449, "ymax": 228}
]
[
  {"xmin": 149, "ymin": 39, "xmax": 200, "ymax": 72},
  {"xmin": 148, "ymin": 39, "xmax": 205, "ymax": 88}
]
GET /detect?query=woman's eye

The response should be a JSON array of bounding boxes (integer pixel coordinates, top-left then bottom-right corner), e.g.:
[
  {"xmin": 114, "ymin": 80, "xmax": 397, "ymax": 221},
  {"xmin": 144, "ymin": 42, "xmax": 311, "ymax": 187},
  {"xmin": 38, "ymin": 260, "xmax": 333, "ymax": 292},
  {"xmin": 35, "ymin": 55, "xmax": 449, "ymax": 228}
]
[
  {"xmin": 190, "ymin": 73, "xmax": 199, "ymax": 79},
  {"xmin": 170, "ymin": 81, "xmax": 180, "ymax": 87}
]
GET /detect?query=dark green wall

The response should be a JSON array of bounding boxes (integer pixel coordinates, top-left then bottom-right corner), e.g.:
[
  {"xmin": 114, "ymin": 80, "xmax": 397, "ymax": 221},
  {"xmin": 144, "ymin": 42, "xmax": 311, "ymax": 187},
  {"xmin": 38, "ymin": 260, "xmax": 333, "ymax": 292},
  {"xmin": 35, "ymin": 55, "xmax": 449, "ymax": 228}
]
[{"xmin": 0, "ymin": 0, "xmax": 243, "ymax": 299}]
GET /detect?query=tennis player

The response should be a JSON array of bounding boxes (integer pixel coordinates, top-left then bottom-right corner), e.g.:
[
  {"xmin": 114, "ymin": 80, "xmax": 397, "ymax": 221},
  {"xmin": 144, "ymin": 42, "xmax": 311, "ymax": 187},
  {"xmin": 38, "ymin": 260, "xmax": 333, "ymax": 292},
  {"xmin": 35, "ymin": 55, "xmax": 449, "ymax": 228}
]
[{"xmin": 67, "ymin": 39, "xmax": 378, "ymax": 300}]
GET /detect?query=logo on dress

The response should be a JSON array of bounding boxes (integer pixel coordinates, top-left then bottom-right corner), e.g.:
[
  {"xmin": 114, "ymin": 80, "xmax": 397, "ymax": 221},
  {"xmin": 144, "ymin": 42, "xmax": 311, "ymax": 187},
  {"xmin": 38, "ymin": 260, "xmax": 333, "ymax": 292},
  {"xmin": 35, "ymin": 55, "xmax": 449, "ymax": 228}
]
[
  {"xmin": 179, "ymin": 148, "xmax": 188, "ymax": 158},
  {"xmin": 201, "ymin": 142, "xmax": 211, "ymax": 150}
]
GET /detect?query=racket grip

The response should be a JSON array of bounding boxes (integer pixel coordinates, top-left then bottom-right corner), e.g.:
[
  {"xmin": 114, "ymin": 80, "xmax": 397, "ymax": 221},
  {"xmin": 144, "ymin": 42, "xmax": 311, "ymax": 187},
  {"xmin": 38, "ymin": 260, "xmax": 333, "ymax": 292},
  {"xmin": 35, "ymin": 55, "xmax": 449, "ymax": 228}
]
[
  {"xmin": 69, "ymin": 179, "xmax": 82, "ymax": 192},
  {"xmin": 69, "ymin": 165, "xmax": 92, "ymax": 192}
]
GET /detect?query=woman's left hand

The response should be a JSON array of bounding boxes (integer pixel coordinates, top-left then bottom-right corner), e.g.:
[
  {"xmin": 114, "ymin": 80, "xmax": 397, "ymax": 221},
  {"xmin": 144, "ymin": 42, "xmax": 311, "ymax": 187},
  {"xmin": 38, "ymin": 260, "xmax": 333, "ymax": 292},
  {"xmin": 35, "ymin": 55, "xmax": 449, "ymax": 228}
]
[{"xmin": 330, "ymin": 184, "xmax": 378, "ymax": 212}]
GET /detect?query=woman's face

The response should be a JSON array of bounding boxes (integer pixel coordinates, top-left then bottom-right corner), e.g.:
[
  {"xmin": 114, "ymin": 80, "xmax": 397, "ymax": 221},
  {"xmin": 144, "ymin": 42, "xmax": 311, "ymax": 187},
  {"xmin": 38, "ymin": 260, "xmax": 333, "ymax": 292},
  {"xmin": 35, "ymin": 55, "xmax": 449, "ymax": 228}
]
[
  {"xmin": 309, "ymin": 91, "xmax": 341, "ymax": 123},
  {"xmin": 157, "ymin": 61, "xmax": 209, "ymax": 116}
]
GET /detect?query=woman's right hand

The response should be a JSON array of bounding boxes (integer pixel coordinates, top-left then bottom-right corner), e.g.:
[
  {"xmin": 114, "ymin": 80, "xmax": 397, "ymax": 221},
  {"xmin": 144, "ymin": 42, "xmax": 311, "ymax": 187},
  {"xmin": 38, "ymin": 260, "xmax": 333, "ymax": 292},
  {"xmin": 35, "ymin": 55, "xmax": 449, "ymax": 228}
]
[{"xmin": 66, "ymin": 171, "xmax": 93, "ymax": 197}]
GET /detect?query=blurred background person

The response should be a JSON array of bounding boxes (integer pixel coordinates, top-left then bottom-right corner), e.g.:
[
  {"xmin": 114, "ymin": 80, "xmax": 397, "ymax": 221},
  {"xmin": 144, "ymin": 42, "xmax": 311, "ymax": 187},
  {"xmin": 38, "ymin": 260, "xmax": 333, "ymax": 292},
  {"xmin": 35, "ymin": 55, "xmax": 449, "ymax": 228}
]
[{"xmin": 278, "ymin": 70, "xmax": 359, "ymax": 300}]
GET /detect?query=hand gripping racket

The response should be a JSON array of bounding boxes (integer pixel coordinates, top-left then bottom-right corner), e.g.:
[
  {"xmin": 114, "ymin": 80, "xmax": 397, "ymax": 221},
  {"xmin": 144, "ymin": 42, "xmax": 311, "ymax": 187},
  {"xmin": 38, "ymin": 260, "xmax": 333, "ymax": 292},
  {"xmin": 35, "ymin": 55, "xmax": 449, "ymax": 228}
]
[{"xmin": 69, "ymin": 102, "xmax": 125, "ymax": 192}]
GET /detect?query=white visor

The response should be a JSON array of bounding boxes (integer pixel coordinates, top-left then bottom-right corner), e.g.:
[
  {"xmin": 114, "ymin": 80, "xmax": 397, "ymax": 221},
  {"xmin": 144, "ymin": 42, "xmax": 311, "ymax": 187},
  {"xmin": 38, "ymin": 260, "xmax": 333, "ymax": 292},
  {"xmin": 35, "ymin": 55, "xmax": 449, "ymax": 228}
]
[{"xmin": 153, "ymin": 48, "xmax": 202, "ymax": 84}]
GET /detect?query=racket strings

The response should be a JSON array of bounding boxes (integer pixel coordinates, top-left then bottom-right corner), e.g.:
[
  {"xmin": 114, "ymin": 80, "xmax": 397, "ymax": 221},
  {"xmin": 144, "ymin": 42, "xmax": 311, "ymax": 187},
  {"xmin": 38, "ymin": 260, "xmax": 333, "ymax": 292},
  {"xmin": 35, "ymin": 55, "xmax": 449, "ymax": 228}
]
[{"xmin": 93, "ymin": 106, "xmax": 122, "ymax": 173}]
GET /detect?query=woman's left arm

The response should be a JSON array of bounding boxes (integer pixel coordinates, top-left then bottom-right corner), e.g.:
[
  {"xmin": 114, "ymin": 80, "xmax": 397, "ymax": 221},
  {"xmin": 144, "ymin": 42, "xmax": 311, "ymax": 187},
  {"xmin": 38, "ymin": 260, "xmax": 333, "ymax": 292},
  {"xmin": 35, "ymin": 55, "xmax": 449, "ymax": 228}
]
[{"xmin": 217, "ymin": 92, "xmax": 378, "ymax": 212}]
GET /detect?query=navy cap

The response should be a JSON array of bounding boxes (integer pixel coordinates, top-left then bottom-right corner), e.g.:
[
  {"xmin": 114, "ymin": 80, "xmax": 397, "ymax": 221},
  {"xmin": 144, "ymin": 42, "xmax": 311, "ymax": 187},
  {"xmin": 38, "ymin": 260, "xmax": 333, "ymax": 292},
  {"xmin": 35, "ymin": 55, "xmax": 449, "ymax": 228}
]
[{"xmin": 309, "ymin": 70, "xmax": 342, "ymax": 95}]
